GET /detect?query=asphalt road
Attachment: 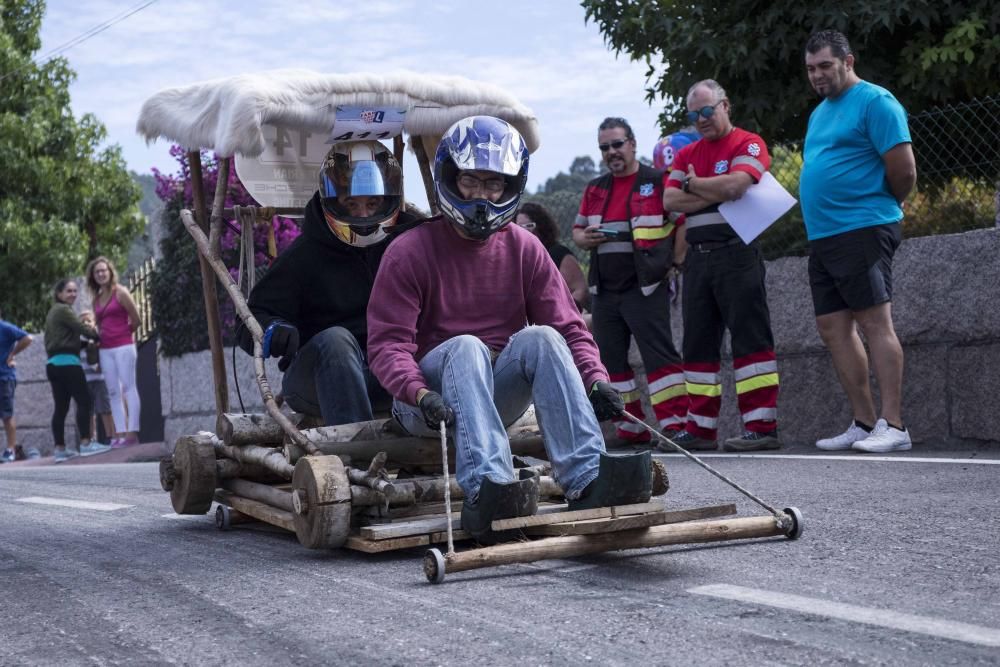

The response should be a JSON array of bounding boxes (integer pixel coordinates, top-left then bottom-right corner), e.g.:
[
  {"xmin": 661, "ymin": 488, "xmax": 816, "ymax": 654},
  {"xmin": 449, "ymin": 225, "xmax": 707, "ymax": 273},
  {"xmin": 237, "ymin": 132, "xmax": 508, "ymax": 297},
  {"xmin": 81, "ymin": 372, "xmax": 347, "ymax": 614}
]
[{"xmin": 1, "ymin": 444, "xmax": 998, "ymax": 666}]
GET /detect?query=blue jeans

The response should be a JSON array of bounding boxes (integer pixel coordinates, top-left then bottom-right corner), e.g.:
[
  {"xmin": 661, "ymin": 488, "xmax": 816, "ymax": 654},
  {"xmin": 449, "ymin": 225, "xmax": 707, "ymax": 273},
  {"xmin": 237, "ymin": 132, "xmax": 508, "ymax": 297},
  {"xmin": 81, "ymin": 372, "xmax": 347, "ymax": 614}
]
[
  {"xmin": 394, "ymin": 326, "xmax": 605, "ymax": 502},
  {"xmin": 282, "ymin": 326, "xmax": 390, "ymax": 425}
]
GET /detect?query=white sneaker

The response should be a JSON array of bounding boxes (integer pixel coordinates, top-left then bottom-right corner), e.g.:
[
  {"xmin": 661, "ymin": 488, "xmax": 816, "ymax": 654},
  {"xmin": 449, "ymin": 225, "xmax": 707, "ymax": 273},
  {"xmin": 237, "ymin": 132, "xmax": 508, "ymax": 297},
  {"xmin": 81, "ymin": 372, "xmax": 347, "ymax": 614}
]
[
  {"xmin": 851, "ymin": 419, "xmax": 912, "ymax": 453},
  {"xmin": 816, "ymin": 423, "xmax": 871, "ymax": 450}
]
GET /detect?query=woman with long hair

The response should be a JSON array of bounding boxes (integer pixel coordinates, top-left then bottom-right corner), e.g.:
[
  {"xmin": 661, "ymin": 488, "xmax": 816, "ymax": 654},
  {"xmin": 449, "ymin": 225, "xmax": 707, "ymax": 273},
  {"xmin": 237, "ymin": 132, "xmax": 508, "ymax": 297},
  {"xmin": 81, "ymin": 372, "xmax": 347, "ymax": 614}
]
[
  {"xmin": 86, "ymin": 256, "xmax": 142, "ymax": 447},
  {"xmin": 44, "ymin": 279, "xmax": 110, "ymax": 461},
  {"xmin": 515, "ymin": 203, "xmax": 590, "ymax": 312}
]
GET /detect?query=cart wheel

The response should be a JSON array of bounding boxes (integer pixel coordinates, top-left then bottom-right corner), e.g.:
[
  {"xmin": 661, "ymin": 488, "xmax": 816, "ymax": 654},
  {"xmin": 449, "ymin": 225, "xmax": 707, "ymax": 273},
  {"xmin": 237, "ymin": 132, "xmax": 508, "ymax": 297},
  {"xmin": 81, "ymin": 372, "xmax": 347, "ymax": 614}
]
[
  {"xmin": 292, "ymin": 455, "xmax": 352, "ymax": 549},
  {"xmin": 159, "ymin": 458, "xmax": 176, "ymax": 491},
  {"xmin": 782, "ymin": 506, "xmax": 804, "ymax": 540},
  {"xmin": 216, "ymin": 505, "xmax": 232, "ymax": 531},
  {"xmin": 170, "ymin": 434, "xmax": 217, "ymax": 515},
  {"xmin": 424, "ymin": 548, "xmax": 446, "ymax": 584}
]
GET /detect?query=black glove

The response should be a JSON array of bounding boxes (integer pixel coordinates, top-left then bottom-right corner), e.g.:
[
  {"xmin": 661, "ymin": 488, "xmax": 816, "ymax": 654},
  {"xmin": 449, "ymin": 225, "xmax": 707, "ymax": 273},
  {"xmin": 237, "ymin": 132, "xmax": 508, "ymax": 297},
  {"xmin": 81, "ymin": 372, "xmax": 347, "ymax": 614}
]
[
  {"xmin": 589, "ymin": 381, "xmax": 624, "ymax": 421},
  {"xmin": 264, "ymin": 322, "xmax": 300, "ymax": 372},
  {"xmin": 418, "ymin": 391, "xmax": 455, "ymax": 430}
]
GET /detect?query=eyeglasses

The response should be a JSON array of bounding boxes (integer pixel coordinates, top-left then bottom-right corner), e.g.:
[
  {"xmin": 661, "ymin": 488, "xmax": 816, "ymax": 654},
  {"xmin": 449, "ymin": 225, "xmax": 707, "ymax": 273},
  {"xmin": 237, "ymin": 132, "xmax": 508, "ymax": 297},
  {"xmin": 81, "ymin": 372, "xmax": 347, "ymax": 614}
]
[
  {"xmin": 457, "ymin": 172, "xmax": 506, "ymax": 194},
  {"xmin": 598, "ymin": 139, "xmax": 628, "ymax": 152},
  {"xmin": 686, "ymin": 100, "xmax": 725, "ymax": 123}
]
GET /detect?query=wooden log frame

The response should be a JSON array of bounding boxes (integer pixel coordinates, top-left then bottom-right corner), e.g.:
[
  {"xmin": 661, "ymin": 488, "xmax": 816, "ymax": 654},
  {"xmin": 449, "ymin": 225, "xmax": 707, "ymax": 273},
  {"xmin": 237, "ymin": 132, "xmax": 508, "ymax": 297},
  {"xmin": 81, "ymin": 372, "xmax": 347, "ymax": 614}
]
[
  {"xmin": 179, "ymin": 207, "xmax": 317, "ymax": 456},
  {"xmin": 210, "ymin": 436, "xmax": 295, "ymax": 480},
  {"xmin": 411, "ymin": 135, "xmax": 438, "ymax": 215},
  {"xmin": 217, "ymin": 412, "xmax": 309, "ymax": 446},
  {"xmin": 188, "ymin": 151, "xmax": 229, "ymax": 417}
]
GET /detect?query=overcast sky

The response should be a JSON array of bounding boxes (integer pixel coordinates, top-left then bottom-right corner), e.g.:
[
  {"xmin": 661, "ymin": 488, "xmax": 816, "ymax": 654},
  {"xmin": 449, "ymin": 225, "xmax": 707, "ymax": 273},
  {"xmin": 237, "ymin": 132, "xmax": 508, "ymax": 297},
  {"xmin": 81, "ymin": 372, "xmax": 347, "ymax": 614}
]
[{"xmin": 39, "ymin": 0, "xmax": 667, "ymax": 208}]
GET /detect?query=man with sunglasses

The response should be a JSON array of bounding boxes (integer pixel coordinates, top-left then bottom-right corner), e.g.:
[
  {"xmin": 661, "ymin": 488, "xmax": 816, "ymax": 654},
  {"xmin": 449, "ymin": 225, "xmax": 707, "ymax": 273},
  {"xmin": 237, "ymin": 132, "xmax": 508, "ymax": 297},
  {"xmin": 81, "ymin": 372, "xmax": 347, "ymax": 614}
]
[
  {"xmin": 662, "ymin": 80, "xmax": 781, "ymax": 453},
  {"xmin": 802, "ymin": 31, "xmax": 916, "ymax": 453},
  {"xmin": 572, "ymin": 117, "xmax": 689, "ymax": 447}
]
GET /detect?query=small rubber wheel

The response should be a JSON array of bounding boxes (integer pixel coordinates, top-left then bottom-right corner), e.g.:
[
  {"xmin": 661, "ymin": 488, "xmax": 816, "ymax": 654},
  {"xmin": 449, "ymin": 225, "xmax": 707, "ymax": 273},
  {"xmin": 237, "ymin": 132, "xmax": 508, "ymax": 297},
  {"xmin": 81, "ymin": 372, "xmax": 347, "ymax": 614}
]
[
  {"xmin": 215, "ymin": 505, "xmax": 231, "ymax": 531},
  {"xmin": 782, "ymin": 506, "xmax": 804, "ymax": 540},
  {"xmin": 423, "ymin": 548, "xmax": 446, "ymax": 584}
]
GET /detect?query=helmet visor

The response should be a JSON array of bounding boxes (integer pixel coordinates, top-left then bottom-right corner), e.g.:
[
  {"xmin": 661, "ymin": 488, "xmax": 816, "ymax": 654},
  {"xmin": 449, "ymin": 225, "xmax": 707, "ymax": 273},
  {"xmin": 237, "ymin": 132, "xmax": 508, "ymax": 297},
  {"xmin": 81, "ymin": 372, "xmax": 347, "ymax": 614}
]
[{"xmin": 320, "ymin": 142, "xmax": 402, "ymax": 228}]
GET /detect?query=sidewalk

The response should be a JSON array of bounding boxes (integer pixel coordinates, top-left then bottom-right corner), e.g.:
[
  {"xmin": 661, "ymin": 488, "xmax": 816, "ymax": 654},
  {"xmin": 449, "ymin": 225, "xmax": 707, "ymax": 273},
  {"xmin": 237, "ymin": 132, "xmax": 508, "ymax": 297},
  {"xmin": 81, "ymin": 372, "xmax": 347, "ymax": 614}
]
[{"xmin": 2, "ymin": 441, "xmax": 168, "ymax": 468}]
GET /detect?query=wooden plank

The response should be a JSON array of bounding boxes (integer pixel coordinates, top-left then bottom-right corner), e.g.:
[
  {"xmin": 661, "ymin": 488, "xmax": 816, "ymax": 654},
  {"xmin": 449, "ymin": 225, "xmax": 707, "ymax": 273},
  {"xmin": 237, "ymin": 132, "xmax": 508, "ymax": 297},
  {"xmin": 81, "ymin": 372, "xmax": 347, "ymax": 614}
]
[
  {"xmin": 491, "ymin": 501, "xmax": 667, "ymax": 531},
  {"xmin": 345, "ymin": 528, "xmax": 473, "ymax": 553},
  {"xmin": 346, "ymin": 534, "xmax": 429, "ymax": 553},
  {"xmin": 357, "ymin": 501, "xmax": 669, "ymax": 541},
  {"xmin": 526, "ymin": 504, "xmax": 737, "ymax": 536},
  {"xmin": 215, "ymin": 491, "xmax": 296, "ymax": 532}
]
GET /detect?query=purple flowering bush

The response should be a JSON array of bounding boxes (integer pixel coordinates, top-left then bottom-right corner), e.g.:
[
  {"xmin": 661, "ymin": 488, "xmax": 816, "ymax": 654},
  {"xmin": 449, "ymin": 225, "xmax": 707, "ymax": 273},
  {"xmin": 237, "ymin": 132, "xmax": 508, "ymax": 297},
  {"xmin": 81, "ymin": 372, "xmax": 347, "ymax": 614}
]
[{"xmin": 150, "ymin": 146, "xmax": 302, "ymax": 355}]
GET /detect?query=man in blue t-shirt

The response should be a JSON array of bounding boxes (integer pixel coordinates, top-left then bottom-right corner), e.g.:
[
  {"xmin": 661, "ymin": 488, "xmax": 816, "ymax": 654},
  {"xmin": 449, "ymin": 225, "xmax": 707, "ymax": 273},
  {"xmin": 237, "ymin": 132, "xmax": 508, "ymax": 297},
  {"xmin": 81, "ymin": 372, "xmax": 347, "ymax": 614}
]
[
  {"xmin": 800, "ymin": 30, "xmax": 917, "ymax": 454},
  {"xmin": 0, "ymin": 309, "xmax": 34, "ymax": 463}
]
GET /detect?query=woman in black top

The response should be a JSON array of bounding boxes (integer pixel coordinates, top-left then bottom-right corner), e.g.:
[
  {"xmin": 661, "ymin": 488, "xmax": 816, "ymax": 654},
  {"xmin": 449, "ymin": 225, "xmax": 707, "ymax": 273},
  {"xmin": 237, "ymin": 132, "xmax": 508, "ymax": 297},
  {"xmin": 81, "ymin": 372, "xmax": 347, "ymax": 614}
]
[{"xmin": 515, "ymin": 203, "xmax": 590, "ymax": 314}]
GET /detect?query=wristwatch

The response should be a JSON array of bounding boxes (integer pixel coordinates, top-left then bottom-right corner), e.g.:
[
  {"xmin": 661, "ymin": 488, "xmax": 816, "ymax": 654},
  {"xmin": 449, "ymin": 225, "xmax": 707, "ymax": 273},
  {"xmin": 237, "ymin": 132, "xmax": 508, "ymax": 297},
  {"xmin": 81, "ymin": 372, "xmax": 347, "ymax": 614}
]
[{"xmin": 682, "ymin": 175, "xmax": 692, "ymax": 193}]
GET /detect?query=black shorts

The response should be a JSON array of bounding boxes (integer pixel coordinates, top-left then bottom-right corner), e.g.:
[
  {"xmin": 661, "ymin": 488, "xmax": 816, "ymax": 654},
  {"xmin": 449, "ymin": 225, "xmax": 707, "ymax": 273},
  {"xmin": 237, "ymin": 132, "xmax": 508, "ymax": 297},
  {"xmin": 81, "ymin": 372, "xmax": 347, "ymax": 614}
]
[{"xmin": 808, "ymin": 223, "xmax": 902, "ymax": 316}]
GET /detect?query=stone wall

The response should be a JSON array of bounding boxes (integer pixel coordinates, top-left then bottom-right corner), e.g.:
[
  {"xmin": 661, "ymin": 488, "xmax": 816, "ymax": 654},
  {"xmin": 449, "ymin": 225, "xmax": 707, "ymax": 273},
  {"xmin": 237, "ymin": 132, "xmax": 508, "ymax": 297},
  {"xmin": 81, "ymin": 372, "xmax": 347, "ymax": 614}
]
[{"xmin": 14, "ymin": 228, "xmax": 999, "ymax": 453}]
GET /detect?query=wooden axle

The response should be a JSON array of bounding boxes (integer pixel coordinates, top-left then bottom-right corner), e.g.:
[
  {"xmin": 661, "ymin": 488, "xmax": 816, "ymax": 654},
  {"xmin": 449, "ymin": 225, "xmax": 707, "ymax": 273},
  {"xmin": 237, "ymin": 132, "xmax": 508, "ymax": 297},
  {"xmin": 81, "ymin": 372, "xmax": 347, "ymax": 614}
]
[{"xmin": 424, "ymin": 512, "xmax": 801, "ymax": 583}]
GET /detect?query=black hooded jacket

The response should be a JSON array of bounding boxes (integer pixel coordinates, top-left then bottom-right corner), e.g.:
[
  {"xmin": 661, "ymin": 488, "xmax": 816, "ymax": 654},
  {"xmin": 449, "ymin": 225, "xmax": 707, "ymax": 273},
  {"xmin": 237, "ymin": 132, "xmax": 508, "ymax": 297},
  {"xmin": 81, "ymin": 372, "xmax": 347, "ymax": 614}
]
[{"xmin": 237, "ymin": 192, "xmax": 423, "ymax": 355}]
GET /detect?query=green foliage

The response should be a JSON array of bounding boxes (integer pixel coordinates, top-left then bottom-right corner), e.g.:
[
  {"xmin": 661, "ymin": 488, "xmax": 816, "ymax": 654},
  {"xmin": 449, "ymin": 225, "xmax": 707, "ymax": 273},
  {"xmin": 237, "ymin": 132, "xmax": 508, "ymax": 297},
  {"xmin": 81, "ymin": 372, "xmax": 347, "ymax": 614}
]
[
  {"xmin": 581, "ymin": 0, "xmax": 1000, "ymax": 143},
  {"xmin": 149, "ymin": 197, "xmax": 215, "ymax": 356},
  {"xmin": 0, "ymin": 0, "xmax": 142, "ymax": 329}
]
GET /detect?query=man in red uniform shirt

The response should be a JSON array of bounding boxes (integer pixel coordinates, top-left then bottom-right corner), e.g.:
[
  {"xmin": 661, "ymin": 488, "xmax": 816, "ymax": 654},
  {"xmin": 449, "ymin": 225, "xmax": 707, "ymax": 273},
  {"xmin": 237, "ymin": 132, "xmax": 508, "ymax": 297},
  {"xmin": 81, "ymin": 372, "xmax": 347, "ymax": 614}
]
[
  {"xmin": 573, "ymin": 118, "xmax": 688, "ymax": 447},
  {"xmin": 662, "ymin": 80, "xmax": 781, "ymax": 452}
]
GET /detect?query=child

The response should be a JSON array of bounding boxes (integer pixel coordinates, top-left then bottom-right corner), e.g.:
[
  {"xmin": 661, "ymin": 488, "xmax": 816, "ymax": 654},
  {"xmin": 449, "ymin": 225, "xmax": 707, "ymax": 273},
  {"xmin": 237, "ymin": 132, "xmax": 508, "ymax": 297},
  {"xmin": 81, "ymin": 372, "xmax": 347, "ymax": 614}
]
[{"xmin": 80, "ymin": 311, "xmax": 115, "ymax": 453}]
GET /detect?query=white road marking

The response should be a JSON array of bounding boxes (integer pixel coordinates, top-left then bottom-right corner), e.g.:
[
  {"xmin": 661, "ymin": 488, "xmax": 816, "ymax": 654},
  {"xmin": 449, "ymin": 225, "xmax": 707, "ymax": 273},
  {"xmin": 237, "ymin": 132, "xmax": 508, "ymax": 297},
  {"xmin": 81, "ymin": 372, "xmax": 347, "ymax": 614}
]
[
  {"xmin": 689, "ymin": 584, "xmax": 1000, "ymax": 647},
  {"xmin": 655, "ymin": 453, "xmax": 1000, "ymax": 465},
  {"xmin": 16, "ymin": 496, "xmax": 133, "ymax": 511},
  {"xmin": 161, "ymin": 512, "xmax": 208, "ymax": 520}
]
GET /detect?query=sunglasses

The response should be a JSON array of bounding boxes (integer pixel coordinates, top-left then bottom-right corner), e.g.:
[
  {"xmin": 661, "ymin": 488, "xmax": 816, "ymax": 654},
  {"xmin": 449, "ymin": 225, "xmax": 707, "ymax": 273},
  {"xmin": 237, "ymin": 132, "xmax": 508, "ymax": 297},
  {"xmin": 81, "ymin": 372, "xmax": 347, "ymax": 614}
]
[
  {"xmin": 516, "ymin": 219, "xmax": 537, "ymax": 231},
  {"xmin": 686, "ymin": 100, "xmax": 725, "ymax": 123},
  {"xmin": 598, "ymin": 139, "xmax": 628, "ymax": 152}
]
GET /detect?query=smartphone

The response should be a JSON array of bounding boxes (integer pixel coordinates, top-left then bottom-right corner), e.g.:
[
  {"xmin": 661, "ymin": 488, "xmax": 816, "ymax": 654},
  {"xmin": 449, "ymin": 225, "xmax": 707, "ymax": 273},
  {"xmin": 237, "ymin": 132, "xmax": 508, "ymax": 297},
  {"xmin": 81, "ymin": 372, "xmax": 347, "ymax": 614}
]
[{"xmin": 597, "ymin": 228, "xmax": 630, "ymax": 241}]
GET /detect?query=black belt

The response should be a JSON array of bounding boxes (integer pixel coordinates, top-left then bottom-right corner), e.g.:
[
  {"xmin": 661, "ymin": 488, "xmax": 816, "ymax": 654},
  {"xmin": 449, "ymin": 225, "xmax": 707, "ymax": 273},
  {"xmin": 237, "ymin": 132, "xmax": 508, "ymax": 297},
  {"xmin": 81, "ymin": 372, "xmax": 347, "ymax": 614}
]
[{"xmin": 690, "ymin": 238, "xmax": 745, "ymax": 253}]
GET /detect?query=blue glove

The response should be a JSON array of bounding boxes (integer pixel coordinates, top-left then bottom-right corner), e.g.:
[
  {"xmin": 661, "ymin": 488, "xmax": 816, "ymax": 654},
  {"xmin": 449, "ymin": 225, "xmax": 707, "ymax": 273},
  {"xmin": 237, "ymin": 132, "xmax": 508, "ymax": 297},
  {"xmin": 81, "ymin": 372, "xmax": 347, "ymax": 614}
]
[{"xmin": 263, "ymin": 321, "xmax": 300, "ymax": 372}]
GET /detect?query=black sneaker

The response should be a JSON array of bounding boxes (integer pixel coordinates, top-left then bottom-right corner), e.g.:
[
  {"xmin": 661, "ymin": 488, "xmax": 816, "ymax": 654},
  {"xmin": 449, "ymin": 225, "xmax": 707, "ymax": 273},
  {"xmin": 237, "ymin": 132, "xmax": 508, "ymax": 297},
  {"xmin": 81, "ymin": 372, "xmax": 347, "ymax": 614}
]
[
  {"xmin": 568, "ymin": 451, "xmax": 653, "ymax": 511},
  {"xmin": 461, "ymin": 470, "xmax": 540, "ymax": 544},
  {"xmin": 14, "ymin": 445, "xmax": 26, "ymax": 461},
  {"xmin": 722, "ymin": 430, "xmax": 781, "ymax": 452},
  {"xmin": 657, "ymin": 430, "xmax": 717, "ymax": 452}
]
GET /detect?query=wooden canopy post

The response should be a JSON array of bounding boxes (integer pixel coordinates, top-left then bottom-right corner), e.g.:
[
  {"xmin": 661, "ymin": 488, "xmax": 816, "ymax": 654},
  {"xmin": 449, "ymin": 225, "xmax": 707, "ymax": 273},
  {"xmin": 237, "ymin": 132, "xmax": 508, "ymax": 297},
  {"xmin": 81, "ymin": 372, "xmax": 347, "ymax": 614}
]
[
  {"xmin": 188, "ymin": 150, "xmax": 229, "ymax": 417},
  {"xmin": 411, "ymin": 135, "xmax": 439, "ymax": 215}
]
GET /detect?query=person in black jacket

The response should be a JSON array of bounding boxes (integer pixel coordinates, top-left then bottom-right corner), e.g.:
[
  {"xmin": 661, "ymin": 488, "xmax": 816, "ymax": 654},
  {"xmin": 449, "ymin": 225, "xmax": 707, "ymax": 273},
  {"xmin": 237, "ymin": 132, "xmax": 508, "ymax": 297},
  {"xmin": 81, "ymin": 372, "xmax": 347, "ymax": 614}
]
[{"xmin": 237, "ymin": 141, "xmax": 423, "ymax": 425}]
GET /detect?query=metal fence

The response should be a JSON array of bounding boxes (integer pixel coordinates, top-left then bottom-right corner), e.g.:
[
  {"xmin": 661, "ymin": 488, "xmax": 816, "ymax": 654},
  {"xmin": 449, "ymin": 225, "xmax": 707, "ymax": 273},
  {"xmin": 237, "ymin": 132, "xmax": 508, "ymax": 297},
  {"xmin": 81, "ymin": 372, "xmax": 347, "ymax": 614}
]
[
  {"xmin": 760, "ymin": 95, "xmax": 1000, "ymax": 259},
  {"xmin": 528, "ymin": 95, "xmax": 1000, "ymax": 262},
  {"xmin": 126, "ymin": 257, "xmax": 157, "ymax": 345}
]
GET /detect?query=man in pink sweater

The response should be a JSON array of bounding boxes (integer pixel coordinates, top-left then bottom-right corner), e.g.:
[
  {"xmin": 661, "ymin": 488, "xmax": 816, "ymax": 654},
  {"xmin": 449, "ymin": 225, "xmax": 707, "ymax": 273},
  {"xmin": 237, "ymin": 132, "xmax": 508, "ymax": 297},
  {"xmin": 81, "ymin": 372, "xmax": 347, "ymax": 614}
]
[{"xmin": 367, "ymin": 116, "xmax": 653, "ymax": 542}]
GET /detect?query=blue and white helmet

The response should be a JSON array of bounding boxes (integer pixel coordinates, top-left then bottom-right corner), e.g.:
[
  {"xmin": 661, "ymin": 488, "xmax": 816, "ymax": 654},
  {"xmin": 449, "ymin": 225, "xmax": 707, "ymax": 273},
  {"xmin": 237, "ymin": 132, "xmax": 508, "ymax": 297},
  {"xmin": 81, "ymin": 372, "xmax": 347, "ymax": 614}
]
[{"xmin": 433, "ymin": 116, "xmax": 529, "ymax": 239}]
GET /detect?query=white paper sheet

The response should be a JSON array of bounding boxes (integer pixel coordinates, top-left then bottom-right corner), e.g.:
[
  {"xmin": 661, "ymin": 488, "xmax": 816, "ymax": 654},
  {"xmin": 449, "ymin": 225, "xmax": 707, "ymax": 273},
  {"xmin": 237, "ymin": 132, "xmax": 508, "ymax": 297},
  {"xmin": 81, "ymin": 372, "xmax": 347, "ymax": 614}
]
[{"xmin": 718, "ymin": 172, "xmax": 798, "ymax": 244}]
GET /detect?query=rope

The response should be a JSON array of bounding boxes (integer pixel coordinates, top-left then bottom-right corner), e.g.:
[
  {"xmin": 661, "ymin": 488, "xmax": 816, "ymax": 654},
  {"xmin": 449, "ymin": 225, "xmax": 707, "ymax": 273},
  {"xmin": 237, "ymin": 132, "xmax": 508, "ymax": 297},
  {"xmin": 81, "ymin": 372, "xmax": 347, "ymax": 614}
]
[
  {"xmin": 234, "ymin": 206, "xmax": 258, "ymax": 296},
  {"xmin": 439, "ymin": 420, "xmax": 455, "ymax": 556},
  {"xmin": 620, "ymin": 410, "xmax": 784, "ymax": 519}
]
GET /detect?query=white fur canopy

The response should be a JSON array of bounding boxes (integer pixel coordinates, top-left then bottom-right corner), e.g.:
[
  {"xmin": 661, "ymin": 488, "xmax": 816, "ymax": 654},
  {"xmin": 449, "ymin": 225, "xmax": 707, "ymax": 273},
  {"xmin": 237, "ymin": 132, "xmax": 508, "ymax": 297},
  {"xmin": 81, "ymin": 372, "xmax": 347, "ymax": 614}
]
[{"xmin": 135, "ymin": 69, "xmax": 541, "ymax": 157}]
